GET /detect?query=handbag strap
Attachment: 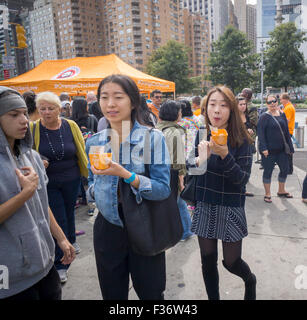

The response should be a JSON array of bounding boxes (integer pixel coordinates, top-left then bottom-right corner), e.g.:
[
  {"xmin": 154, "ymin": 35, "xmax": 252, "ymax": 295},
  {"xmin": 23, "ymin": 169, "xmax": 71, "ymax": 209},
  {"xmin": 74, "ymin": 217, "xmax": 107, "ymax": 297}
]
[{"xmin": 266, "ymin": 111, "xmax": 288, "ymax": 148}]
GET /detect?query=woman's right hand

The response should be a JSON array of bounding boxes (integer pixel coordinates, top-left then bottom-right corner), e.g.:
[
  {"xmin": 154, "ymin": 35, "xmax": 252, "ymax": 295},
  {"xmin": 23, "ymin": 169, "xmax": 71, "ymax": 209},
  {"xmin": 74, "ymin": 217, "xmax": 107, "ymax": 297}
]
[
  {"xmin": 15, "ymin": 166, "xmax": 39, "ymax": 199},
  {"xmin": 197, "ymin": 140, "xmax": 211, "ymax": 166},
  {"xmin": 262, "ymin": 150, "xmax": 269, "ymax": 157},
  {"xmin": 247, "ymin": 128, "xmax": 254, "ymax": 136}
]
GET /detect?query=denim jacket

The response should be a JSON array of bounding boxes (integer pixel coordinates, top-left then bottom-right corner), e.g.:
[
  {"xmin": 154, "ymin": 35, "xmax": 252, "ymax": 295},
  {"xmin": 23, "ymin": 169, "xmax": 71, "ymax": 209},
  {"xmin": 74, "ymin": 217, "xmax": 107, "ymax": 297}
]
[{"xmin": 85, "ymin": 121, "xmax": 171, "ymax": 227}]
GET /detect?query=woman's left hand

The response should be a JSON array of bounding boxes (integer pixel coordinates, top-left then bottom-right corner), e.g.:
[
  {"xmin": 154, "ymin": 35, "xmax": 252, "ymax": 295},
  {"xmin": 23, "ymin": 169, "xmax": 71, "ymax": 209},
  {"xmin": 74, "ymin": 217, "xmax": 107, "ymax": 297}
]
[
  {"xmin": 91, "ymin": 161, "xmax": 126, "ymax": 178},
  {"xmin": 59, "ymin": 240, "xmax": 76, "ymax": 265},
  {"xmin": 209, "ymin": 137, "xmax": 229, "ymax": 159}
]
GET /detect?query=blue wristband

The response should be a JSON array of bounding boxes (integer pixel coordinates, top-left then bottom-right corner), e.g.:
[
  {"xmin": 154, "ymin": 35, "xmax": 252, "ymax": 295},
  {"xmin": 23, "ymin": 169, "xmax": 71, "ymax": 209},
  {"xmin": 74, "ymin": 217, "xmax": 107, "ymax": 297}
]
[{"xmin": 124, "ymin": 172, "xmax": 136, "ymax": 184}]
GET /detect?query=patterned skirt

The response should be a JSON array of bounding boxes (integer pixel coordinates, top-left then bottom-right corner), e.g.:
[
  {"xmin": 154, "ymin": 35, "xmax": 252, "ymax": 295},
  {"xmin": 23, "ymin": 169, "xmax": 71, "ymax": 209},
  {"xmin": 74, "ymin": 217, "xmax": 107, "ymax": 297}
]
[{"xmin": 191, "ymin": 201, "xmax": 248, "ymax": 242}]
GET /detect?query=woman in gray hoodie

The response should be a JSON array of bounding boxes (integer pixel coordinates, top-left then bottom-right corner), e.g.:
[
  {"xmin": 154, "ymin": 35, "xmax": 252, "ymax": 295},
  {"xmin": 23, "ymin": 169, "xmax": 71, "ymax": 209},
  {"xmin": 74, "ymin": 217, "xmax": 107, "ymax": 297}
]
[{"xmin": 0, "ymin": 86, "xmax": 75, "ymax": 300}]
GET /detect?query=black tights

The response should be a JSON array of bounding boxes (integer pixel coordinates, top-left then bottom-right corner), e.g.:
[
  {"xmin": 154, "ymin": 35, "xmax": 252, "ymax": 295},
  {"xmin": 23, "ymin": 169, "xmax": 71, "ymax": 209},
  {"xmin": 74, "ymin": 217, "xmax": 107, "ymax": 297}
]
[
  {"xmin": 198, "ymin": 237, "xmax": 256, "ymax": 300},
  {"xmin": 198, "ymin": 237, "xmax": 242, "ymax": 266}
]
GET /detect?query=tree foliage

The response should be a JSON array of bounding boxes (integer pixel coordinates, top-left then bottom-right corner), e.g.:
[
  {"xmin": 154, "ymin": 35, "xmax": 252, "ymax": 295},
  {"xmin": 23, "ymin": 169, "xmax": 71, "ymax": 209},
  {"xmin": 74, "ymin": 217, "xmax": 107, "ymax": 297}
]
[
  {"xmin": 264, "ymin": 22, "xmax": 307, "ymax": 91},
  {"xmin": 208, "ymin": 25, "xmax": 258, "ymax": 94},
  {"xmin": 145, "ymin": 40, "xmax": 193, "ymax": 94}
]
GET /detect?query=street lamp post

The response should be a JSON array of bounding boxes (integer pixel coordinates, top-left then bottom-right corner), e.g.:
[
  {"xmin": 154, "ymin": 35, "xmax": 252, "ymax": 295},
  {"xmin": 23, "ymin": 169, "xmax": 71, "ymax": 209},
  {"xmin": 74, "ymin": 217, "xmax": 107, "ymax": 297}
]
[{"xmin": 260, "ymin": 40, "xmax": 265, "ymax": 108}]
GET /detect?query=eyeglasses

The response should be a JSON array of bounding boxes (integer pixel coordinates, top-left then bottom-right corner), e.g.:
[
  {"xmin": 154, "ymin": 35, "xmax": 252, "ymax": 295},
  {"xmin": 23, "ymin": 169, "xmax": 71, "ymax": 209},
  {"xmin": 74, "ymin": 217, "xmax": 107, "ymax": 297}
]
[
  {"xmin": 267, "ymin": 100, "xmax": 277, "ymax": 104},
  {"xmin": 154, "ymin": 96, "xmax": 163, "ymax": 99}
]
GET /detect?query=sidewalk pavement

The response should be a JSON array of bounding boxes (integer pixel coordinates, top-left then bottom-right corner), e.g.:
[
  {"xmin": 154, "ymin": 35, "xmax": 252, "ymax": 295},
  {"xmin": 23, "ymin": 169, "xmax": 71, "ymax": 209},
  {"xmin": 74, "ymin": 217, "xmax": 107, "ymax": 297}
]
[{"xmin": 62, "ymin": 156, "xmax": 307, "ymax": 300}]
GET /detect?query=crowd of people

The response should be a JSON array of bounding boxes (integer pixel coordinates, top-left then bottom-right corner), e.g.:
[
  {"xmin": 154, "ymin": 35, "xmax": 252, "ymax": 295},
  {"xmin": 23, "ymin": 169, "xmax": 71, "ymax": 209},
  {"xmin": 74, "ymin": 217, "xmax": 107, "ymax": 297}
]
[{"xmin": 0, "ymin": 75, "xmax": 306, "ymax": 301}]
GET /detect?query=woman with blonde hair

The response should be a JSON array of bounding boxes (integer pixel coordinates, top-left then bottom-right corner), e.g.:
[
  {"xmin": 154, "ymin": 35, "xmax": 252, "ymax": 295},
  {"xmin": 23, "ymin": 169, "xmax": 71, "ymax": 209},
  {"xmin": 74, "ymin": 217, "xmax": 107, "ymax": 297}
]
[
  {"xmin": 189, "ymin": 86, "xmax": 256, "ymax": 300},
  {"xmin": 30, "ymin": 91, "xmax": 88, "ymax": 283}
]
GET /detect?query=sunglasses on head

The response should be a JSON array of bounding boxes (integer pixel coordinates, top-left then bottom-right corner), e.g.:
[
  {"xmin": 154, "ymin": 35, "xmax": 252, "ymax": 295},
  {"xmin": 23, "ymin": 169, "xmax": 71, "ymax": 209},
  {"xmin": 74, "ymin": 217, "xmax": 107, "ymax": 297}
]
[{"xmin": 267, "ymin": 100, "xmax": 277, "ymax": 104}]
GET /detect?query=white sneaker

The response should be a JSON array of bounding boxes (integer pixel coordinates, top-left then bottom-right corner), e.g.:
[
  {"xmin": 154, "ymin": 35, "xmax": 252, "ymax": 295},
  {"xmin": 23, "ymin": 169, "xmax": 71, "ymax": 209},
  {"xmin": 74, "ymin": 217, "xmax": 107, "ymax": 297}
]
[
  {"xmin": 57, "ymin": 269, "xmax": 68, "ymax": 284},
  {"xmin": 72, "ymin": 242, "xmax": 81, "ymax": 254}
]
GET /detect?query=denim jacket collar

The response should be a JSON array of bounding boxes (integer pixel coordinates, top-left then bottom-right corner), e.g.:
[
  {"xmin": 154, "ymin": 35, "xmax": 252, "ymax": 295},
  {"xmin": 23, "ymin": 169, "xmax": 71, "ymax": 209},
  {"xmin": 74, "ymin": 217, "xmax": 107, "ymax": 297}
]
[{"xmin": 98, "ymin": 120, "xmax": 146, "ymax": 145}]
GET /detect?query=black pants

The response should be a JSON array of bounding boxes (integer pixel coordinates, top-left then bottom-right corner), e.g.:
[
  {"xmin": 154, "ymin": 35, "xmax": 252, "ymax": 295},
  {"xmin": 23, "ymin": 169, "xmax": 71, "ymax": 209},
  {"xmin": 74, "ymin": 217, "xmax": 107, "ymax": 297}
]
[
  {"xmin": 93, "ymin": 207, "xmax": 166, "ymax": 300},
  {"xmin": 3, "ymin": 266, "xmax": 61, "ymax": 301}
]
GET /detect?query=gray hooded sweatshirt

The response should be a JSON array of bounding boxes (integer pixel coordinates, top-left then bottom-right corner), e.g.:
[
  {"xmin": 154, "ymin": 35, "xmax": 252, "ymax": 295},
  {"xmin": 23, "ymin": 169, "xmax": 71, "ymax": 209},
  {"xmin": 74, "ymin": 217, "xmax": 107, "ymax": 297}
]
[{"xmin": 0, "ymin": 125, "xmax": 55, "ymax": 299}]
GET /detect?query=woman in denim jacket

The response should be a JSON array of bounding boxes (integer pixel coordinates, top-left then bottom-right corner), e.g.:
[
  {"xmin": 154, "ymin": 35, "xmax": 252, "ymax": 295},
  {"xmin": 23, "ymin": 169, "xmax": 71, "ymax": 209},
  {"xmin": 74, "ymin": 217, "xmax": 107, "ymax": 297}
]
[{"xmin": 86, "ymin": 75, "xmax": 171, "ymax": 300}]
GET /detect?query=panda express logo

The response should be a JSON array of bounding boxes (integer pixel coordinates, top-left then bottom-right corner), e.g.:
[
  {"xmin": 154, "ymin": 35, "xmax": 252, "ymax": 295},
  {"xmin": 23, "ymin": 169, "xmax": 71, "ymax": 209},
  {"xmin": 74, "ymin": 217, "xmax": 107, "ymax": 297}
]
[{"xmin": 52, "ymin": 66, "xmax": 80, "ymax": 80}]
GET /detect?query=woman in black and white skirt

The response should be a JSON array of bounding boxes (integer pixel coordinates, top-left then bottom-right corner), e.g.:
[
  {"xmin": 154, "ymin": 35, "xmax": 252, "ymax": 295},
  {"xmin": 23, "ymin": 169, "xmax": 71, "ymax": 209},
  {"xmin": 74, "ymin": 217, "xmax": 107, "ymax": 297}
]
[{"xmin": 188, "ymin": 86, "xmax": 256, "ymax": 300}]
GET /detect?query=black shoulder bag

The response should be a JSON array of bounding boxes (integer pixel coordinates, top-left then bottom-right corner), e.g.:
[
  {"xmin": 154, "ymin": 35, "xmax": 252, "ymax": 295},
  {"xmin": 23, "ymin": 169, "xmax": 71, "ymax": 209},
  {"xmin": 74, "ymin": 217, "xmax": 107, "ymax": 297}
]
[
  {"xmin": 180, "ymin": 127, "xmax": 206, "ymax": 204},
  {"xmin": 118, "ymin": 129, "xmax": 183, "ymax": 256}
]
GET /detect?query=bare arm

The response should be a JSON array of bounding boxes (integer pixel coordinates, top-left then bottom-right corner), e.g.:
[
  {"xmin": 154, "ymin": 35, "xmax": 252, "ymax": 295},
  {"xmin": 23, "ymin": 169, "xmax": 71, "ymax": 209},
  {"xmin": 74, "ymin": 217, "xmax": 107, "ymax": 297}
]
[{"xmin": 48, "ymin": 207, "xmax": 75, "ymax": 265}]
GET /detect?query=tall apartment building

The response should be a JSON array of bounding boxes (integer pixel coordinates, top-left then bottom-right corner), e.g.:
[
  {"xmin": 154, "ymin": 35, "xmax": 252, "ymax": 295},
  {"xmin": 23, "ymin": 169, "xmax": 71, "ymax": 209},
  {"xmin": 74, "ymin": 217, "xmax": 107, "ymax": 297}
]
[
  {"xmin": 210, "ymin": 0, "xmax": 230, "ymax": 42},
  {"xmin": 0, "ymin": 0, "xmax": 34, "ymax": 76},
  {"xmin": 257, "ymin": 0, "xmax": 307, "ymax": 58},
  {"xmin": 29, "ymin": 0, "xmax": 104, "ymax": 65},
  {"xmin": 234, "ymin": 0, "xmax": 256, "ymax": 52},
  {"xmin": 54, "ymin": 0, "xmax": 104, "ymax": 59},
  {"xmin": 228, "ymin": 0, "xmax": 239, "ymax": 30},
  {"xmin": 281, "ymin": 0, "xmax": 307, "ymax": 58},
  {"xmin": 181, "ymin": 0, "xmax": 231, "ymax": 42},
  {"xmin": 101, "ymin": 0, "xmax": 184, "ymax": 71},
  {"xmin": 182, "ymin": 8, "xmax": 210, "ymax": 86},
  {"xmin": 181, "ymin": 0, "xmax": 209, "ymax": 15},
  {"xmin": 246, "ymin": 4, "xmax": 256, "ymax": 52},
  {"xmin": 29, "ymin": 0, "xmax": 60, "ymax": 66},
  {"xmin": 234, "ymin": 0, "xmax": 247, "ymax": 32}
]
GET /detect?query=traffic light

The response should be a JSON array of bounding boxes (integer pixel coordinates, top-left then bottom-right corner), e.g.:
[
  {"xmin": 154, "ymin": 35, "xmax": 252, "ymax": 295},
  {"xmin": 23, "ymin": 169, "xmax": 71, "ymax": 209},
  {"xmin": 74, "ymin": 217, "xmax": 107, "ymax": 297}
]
[{"xmin": 15, "ymin": 24, "xmax": 27, "ymax": 49}]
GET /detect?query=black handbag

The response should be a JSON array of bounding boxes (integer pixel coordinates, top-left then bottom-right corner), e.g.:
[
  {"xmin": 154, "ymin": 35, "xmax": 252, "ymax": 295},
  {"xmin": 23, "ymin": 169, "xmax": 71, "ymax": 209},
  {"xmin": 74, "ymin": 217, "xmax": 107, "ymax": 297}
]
[
  {"xmin": 180, "ymin": 127, "xmax": 207, "ymax": 205},
  {"xmin": 119, "ymin": 168, "xmax": 183, "ymax": 256},
  {"xmin": 180, "ymin": 174, "xmax": 197, "ymax": 205}
]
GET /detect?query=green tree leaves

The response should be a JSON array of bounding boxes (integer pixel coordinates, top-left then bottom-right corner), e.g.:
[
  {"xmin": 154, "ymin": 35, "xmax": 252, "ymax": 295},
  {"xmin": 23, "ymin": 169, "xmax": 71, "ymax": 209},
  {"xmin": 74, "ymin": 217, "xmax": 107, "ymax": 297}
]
[
  {"xmin": 208, "ymin": 26, "xmax": 258, "ymax": 94},
  {"xmin": 264, "ymin": 22, "xmax": 307, "ymax": 91},
  {"xmin": 145, "ymin": 40, "xmax": 194, "ymax": 94}
]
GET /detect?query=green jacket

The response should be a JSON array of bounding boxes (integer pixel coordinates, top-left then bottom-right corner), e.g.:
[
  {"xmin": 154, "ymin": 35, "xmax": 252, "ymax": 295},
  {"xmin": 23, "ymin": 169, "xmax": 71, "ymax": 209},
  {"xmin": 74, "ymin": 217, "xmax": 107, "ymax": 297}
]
[{"xmin": 156, "ymin": 120, "xmax": 187, "ymax": 177}]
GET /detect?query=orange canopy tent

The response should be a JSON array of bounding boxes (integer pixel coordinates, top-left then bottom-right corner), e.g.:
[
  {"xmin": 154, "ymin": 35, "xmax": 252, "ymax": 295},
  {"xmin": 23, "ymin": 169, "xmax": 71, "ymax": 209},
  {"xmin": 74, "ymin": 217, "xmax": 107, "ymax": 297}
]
[{"xmin": 0, "ymin": 54, "xmax": 175, "ymax": 97}]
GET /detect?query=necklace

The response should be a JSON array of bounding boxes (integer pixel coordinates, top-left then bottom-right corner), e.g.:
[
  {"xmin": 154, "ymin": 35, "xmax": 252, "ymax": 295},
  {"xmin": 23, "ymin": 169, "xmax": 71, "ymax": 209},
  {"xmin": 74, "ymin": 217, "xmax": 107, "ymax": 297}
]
[{"xmin": 42, "ymin": 123, "xmax": 65, "ymax": 161}]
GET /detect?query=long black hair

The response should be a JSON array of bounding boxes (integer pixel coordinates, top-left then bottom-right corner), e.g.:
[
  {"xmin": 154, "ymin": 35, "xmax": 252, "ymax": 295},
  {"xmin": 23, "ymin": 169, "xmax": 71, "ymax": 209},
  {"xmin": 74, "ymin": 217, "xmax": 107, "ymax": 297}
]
[
  {"xmin": 22, "ymin": 90, "xmax": 36, "ymax": 115},
  {"xmin": 97, "ymin": 74, "xmax": 142, "ymax": 124},
  {"xmin": 139, "ymin": 96, "xmax": 157, "ymax": 127},
  {"xmin": 90, "ymin": 101, "xmax": 103, "ymax": 121},
  {"xmin": 71, "ymin": 98, "xmax": 89, "ymax": 128},
  {"xmin": 180, "ymin": 99, "xmax": 193, "ymax": 117}
]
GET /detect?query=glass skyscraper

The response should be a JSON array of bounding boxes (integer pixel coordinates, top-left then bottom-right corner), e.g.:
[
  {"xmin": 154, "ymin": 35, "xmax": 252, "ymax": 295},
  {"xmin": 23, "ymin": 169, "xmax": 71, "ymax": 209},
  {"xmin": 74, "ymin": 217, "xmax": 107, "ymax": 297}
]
[{"xmin": 262, "ymin": 0, "xmax": 276, "ymax": 38}]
